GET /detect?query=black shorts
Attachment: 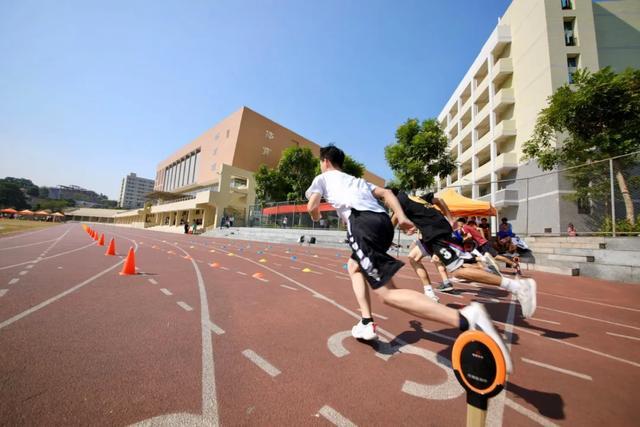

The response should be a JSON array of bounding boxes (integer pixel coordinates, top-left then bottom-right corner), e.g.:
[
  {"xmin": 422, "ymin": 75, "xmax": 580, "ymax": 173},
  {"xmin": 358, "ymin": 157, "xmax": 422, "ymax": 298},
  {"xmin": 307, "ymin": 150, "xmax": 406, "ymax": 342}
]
[
  {"xmin": 418, "ymin": 237, "xmax": 464, "ymax": 273},
  {"xmin": 479, "ymin": 242, "xmax": 498, "ymax": 257},
  {"xmin": 347, "ymin": 210, "xmax": 404, "ymax": 289}
]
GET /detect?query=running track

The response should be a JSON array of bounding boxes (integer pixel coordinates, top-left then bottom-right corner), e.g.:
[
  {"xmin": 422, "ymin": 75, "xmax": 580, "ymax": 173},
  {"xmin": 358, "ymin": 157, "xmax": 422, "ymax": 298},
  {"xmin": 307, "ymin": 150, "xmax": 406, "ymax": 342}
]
[{"xmin": 0, "ymin": 223, "xmax": 638, "ymax": 426}]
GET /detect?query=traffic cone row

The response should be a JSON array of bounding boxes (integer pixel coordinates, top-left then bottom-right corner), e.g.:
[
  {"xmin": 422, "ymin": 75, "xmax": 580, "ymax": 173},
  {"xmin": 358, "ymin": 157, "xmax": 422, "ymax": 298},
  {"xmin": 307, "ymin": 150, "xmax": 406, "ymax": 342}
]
[{"xmin": 81, "ymin": 224, "xmax": 137, "ymax": 276}]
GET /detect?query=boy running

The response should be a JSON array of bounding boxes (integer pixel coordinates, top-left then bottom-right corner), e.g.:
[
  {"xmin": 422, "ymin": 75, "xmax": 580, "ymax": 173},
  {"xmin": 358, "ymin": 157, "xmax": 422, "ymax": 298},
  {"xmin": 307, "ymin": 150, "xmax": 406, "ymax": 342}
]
[
  {"xmin": 391, "ymin": 189, "xmax": 536, "ymax": 318},
  {"xmin": 305, "ymin": 145, "xmax": 514, "ymax": 373}
]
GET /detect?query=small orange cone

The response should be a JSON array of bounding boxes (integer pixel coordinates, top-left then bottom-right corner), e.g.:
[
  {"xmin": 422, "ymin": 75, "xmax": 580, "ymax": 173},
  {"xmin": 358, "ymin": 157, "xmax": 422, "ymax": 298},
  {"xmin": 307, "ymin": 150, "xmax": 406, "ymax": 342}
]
[
  {"xmin": 105, "ymin": 238, "xmax": 116, "ymax": 256},
  {"xmin": 252, "ymin": 272, "xmax": 264, "ymax": 279},
  {"xmin": 93, "ymin": 231, "xmax": 99, "ymax": 241},
  {"xmin": 210, "ymin": 262, "xmax": 220, "ymax": 268},
  {"xmin": 98, "ymin": 233, "xmax": 105, "ymax": 246},
  {"xmin": 119, "ymin": 248, "xmax": 137, "ymax": 275},
  {"xmin": 82, "ymin": 224, "xmax": 88, "ymax": 232}
]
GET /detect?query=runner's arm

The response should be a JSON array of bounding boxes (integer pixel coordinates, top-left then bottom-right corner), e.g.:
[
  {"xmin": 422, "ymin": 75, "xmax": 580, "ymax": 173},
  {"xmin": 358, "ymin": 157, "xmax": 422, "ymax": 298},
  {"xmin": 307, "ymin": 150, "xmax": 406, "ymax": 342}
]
[
  {"xmin": 306, "ymin": 193, "xmax": 322, "ymax": 221},
  {"xmin": 433, "ymin": 197, "xmax": 454, "ymax": 223},
  {"xmin": 372, "ymin": 187, "xmax": 415, "ymax": 234}
]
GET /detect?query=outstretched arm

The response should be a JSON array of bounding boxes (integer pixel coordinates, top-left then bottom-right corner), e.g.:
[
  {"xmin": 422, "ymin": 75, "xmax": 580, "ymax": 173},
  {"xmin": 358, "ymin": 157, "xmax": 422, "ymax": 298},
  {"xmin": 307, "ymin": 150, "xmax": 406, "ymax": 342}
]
[
  {"xmin": 433, "ymin": 196, "xmax": 454, "ymax": 223},
  {"xmin": 372, "ymin": 187, "xmax": 415, "ymax": 234}
]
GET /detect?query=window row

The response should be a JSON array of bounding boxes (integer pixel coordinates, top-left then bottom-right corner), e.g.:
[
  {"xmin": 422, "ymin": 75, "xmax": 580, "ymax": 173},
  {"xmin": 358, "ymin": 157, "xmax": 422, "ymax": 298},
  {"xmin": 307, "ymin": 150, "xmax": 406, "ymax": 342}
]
[{"xmin": 162, "ymin": 150, "xmax": 201, "ymax": 192}]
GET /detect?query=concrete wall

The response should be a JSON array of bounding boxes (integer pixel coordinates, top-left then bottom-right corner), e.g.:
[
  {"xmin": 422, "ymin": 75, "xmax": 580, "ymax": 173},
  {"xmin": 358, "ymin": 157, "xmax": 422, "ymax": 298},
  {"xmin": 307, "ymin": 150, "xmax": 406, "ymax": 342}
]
[{"xmin": 593, "ymin": 0, "xmax": 640, "ymax": 71}]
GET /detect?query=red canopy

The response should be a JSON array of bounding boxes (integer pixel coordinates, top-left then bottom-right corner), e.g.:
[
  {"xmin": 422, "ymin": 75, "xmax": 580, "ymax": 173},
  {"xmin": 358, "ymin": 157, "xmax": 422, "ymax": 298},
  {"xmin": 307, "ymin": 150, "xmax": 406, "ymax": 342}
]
[
  {"xmin": 262, "ymin": 202, "xmax": 335, "ymax": 215},
  {"xmin": 1, "ymin": 208, "xmax": 18, "ymax": 214}
]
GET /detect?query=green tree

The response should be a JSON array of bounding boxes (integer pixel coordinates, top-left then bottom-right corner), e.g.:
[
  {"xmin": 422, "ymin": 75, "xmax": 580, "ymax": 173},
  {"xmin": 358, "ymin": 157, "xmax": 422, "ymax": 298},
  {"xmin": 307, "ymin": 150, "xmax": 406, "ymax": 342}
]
[
  {"xmin": 384, "ymin": 118, "xmax": 455, "ymax": 192},
  {"xmin": 254, "ymin": 164, "xmax": 289, "ymax": 204},
  {"xmin": 0, "ymin": 182, "xmax": 29, "ymax": 209},
  {"xmin": 39, "ymin": 186, "xmax": 49, "ymax": 198},
  {"xmin": 276, "ymin": 146, "xmax": 319, "ymax": 201},
  {"xmin": 343, "ymin": 155, "xmax": 365, "ymax": 178},
  {"xmin": 523, "ymin": 67, "xmax": 640, "ymax": 225}
]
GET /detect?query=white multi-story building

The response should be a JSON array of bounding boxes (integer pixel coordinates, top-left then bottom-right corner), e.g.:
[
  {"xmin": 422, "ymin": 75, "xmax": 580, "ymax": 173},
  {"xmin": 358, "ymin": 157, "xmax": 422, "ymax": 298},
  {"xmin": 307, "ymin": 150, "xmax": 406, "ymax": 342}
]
[
  {"xmin": 118, "ymin": 173, "xmax": 154, "ymax": 209},
  {"xmin": 437, "ymin": 0, "xmax": 640, "ymax": 234}
]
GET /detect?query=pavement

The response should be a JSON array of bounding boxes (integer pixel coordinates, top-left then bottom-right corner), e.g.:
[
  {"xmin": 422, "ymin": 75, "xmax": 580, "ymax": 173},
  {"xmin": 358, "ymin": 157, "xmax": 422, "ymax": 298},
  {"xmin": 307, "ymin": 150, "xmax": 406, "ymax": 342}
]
[{"xmin": 0, "ymin": 223, "xmax": 638, "ymax": 426}]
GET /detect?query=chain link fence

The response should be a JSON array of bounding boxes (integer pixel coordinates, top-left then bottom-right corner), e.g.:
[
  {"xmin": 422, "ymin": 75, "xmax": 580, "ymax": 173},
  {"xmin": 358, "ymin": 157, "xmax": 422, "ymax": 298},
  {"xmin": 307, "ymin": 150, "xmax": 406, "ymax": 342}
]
[
  {"xmin": 445, "ymin": 151, "xmax": 640, "ymax": 237},
  {"xmin": 247, "ymin": 152, "xmax": 639, "ymax": 237}
]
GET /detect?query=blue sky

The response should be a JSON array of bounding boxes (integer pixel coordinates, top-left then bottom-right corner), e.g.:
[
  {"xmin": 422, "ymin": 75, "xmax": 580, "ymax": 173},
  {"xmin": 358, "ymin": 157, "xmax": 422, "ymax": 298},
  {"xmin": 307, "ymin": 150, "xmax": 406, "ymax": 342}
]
[{"xmin": 0, "ymin": 0, "xmax": 511, "ymax": 199}]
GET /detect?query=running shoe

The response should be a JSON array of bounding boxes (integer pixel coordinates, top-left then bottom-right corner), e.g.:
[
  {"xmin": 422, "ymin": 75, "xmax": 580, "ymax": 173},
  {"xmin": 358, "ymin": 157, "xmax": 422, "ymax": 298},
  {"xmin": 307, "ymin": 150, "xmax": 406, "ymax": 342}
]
[
  {"xmin": 351, "ymin": 320, "xmax": 378, "ymax": 340},
  {"xmin": 483, "ymin": 253, "xmax": 504, "ymax": 278},
  {"xmin": 460, "ymin": 302, "xmax": 513, "ymax": 374},
  {"xmin": 424, "ymin": 286, "xmax": 440, "ymax": 303},
  {"xmin": 515, "ymin": 278, "xmax": 537, "ymax": 318},
  {"xmin": 436, "ymin": 282, "xmax": 454, "ymax": 292}
]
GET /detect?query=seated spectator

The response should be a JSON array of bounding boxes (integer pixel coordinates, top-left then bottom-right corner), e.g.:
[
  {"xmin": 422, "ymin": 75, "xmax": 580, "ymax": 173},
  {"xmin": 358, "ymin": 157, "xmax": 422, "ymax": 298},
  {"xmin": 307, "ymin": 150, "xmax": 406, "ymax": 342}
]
[
  {"xmin": 567, "ymin": 223, "xmax": 577, "ymax": 237},
  {"xmin": 478, "ymin": 217, "xmax": 490, "ymax": 239},
  {"xmin": 496, "ymin": 222, "xmax": 517, "ymax": 254}
]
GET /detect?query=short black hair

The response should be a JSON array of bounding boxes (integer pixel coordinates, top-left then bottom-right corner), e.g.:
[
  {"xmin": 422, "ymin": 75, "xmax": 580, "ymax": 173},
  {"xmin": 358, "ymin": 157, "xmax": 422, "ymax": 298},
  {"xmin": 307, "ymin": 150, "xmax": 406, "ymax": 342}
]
[
  {"xmin": 501, "ymin": 217, "xmax": 508, "ymax": 222},
  {"xmin": 457, "ymin": 217, "xmax": 467, "ymax": 224},
  {"xmin": 481, "ymin": 217, "xmax": 488, "ymax": 222},
  {"xmin": 468, "ymin": 220, "xmax": 477, "ymax": 226},
  {"xmin": 320, "ymin": 144, "xmax": 345, "ymax": 169}
]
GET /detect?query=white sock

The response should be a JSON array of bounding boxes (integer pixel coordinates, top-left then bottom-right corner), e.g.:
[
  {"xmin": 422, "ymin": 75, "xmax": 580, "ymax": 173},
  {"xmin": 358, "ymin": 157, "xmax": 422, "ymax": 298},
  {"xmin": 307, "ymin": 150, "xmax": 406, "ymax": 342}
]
[{"xmin": 500, "ymin": 278, "xmax": 521, "ymax": 293}]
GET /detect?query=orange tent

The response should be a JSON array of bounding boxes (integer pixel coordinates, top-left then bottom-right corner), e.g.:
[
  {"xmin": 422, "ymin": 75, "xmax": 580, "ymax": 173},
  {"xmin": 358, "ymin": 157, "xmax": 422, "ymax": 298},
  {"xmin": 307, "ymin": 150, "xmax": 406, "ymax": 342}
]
[
  {"xmin": 34, "ymin": 210, "xmax": 50, "ymax": 216},
  {"xmin": 436, "ymin": 188, "xmax": 497, "ymax": 217},
  {"xmin": 1, "ymin": 208, "xmax": 18, "ymax": 214},
  {"xmin": 52, "ymin": 212, "xmax": 65, "ymax": 217},
  {"xmin": 18, "ymin": 209, "xmax": 34, "ymax": 216}
]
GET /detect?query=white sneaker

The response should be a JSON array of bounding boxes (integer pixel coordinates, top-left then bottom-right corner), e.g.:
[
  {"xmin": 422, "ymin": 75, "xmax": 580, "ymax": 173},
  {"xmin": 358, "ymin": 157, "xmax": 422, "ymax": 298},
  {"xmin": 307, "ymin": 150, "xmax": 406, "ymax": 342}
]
[
  {"xmin": 424, "ymin": 286, "xmax": 440, "ymax": 303},
  {"xmin": 515, "ymin": 278, "xmax": 537, "ymax": 318},
  {"xmin": 351, "ymin": 320, "xmax": 378, "ymax": 340},
  {"xmin": 460, "ymin": 302, "xmax": 513, "ymax": 374}
]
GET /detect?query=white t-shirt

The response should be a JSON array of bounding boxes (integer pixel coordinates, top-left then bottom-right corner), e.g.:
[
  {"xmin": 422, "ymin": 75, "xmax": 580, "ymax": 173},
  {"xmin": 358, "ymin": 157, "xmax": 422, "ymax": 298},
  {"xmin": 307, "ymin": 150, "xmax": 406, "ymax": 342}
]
[{"xmin": 305, "ymin": 170, "xmax": 385, "ymax": 222}]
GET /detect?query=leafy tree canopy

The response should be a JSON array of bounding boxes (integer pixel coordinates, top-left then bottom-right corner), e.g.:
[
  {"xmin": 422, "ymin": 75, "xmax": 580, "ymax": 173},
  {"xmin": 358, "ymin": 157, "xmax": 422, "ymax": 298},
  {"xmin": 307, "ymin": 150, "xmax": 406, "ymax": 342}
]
[{"xmin": 0, "ymin": 181, "xmax": 29, "ymax": 210}]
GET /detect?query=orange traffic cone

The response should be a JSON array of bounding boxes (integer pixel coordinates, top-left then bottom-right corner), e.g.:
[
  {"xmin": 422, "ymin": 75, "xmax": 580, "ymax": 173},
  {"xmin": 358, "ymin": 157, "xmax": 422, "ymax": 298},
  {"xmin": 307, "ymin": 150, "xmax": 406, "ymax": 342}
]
[
  {"xmin": 93, "ymin": 230, "xmax": 99, "ymax": 241},
  {"xmin": 105, "ymin": 238, "xmax": 116, "ymax": 256},
  {"xmin": 98, "ymin": 233, "xmax": 105, "ymax": 246},
  {"xmin": 119, "ymin": 248, "xmax": 136, "ymax": 275}
]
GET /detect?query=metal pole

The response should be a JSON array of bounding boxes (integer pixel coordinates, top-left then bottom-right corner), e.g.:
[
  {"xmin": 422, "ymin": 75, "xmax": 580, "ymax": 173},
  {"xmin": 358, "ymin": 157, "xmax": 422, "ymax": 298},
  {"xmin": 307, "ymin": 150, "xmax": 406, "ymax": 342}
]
[
  {"xmin": 525, "ymin": 177, "xmax": 529, "ymax": 236},
  {"xmin": 610, "ymin": 158, "xmax": 616, "ymax": 237}
]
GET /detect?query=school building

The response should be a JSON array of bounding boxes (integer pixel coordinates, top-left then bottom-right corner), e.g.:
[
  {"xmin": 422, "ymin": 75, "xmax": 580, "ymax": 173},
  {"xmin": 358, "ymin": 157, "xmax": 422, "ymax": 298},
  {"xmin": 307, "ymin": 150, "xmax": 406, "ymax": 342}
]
[
  {"xmin": 435, "ymin": 0, "xmax": 640, "ymax": 234},
  {"xmin": 113, "ymin": 107, "xmax": 384, "ymax": 231}
]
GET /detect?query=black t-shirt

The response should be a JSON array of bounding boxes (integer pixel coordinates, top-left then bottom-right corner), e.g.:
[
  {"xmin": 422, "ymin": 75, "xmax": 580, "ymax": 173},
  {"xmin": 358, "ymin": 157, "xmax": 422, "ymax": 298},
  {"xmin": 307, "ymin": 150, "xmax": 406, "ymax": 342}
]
[{"xmin": 396, "ymin": 191, "xmax": 452, "ymax": 241}]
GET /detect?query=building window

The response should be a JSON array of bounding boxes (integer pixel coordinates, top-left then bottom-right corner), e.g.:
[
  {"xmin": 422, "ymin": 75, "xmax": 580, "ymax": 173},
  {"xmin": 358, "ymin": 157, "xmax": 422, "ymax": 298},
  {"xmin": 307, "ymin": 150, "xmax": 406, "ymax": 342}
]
[
  {"xmin": 561, "ymin": 0, "xmax": 573, "ymax": 10},
  {"xmin": 567, "ymin": 56, "xmax": 578, "ymax": 83},
  {"xmin": 564, "ymin": 19, "xmax": 576, "ymax": 46},
  {"xmin": 226, "ymin": 129, "xmax": 230, "ymax": 138}
]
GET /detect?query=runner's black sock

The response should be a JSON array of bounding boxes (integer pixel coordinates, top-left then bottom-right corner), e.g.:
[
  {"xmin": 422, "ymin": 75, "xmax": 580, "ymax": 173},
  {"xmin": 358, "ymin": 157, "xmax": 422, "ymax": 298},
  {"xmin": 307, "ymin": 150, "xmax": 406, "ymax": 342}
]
[
  {"xmin": 362, "ymin": 317, "xmax": 374, "ymax": 325},
  {"xmin": 459, "ymin": 314, "xmax": 470, "ymax": 331}
]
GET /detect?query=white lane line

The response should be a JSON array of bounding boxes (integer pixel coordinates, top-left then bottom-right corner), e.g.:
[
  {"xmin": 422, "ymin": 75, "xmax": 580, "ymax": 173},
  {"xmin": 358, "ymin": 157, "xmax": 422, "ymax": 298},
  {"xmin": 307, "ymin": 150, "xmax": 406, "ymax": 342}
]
[
  {"xmin": 280, "ymin": 285, "xmax": 298, "ymax": 291},
  {"xmin": 25, "ymin": 265, "xmax": 34, "ymax": 269},
  {"xmin": 529, "ymin": 317, "xmax": 560, "ymax": 325},
  {"xmin": 521, "ymin": 357, "xmax": 592, "ymax": 381},
  {"xmin": 0, "ymin": 241, "xmax": 95, "ymax": 271},
  {"xmin": 486, "ymin": 294, "xmax": 517, "ymax": 427},
  {"xmin": 606, "ymin": 332, "xmax": 640, "ymax": 342},
  {"xmin": 0, "ymin": 289, "xmax": 8, "ymax": 297},
  {"xmin": 505, "ymin": 398, "xmax": 559, "ymax": 427},
  {"xmin": 273, "ymin": 263, "xmax": 282, "ymax": 267},
  {"xmin": 0, "ymin": 225, "xmax": 65, "ymax": 241},
  {"xmin": 495, "ymin": 320, "xmax": 640, "ymax": 368},
  {"xmin": 160, "ymin": 288, "xmax": 173, "ymax": 296},
  {"xmin": 236, "ymin": 271, "xmax": 247, "ymax": 276},
  {"xmin": 220, "ymin": 266, "xmax": 229, "ymax": 271},
  {"xmin": 289, "ymin": 266, "xmax": 300, "ymax": 270},
  {"xmin": 0, "ymin": 238, "xmax": 59, "ymax": 251},
  {"xmin": 208, "ymin": 321, "xmax": 225, "ymax": 335},
  {"xmin": 335, "ymin": 275, "xmax": 350, "ymax": 280},
  {"xmin": 8, "ymin": 278, "xmax": 19, "ymax": 285},
  {"xmin": 538, "ymin": 291, "xmax": 640, "ymax": 313},
  {"xmin": 310, "ymin": 270, "xmax": 323, "ymax": 275},
  {"xmin": 241, "ymin": 349, "xmax": 281, "ymax": 377},
  {"xmin": 318, "ymin": 405, "xmax": 357, "ymax": 427},
  {"xmin": 539, "ymin": 305, "xmax": 640, "ymax": 331},
  {"xmin": 0, "ymin": 241, "xmax": 136, "ymax": 331},
  {"xmin": 18, "ymin": 271, "xmax": 28, "ymax": 276},
  {"xmin": 148, "ymin": 278, "xmax": 158, "ymax": 285},
  {"xmin": 177, "ymin": 301, "xmax": 194, "ymax": 312}
]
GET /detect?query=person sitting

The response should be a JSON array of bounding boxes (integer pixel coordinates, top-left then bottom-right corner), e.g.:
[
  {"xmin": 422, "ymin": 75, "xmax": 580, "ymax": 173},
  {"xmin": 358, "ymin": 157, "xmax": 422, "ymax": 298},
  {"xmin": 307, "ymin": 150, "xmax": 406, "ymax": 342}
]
[
  {"xmin": 496, "ymin": 222, "xmax": 517, "ymax": 254},
  {"xmin": 567, "ymin": 223, "xmax": 577, "ymax": 237}
]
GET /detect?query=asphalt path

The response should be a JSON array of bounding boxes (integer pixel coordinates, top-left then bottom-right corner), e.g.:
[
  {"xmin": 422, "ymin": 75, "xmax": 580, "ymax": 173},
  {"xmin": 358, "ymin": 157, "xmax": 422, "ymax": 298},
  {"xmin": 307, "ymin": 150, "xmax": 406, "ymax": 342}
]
[{"xmin": 0, "ymin": 223, "xmax": 638, "ymax": 426}]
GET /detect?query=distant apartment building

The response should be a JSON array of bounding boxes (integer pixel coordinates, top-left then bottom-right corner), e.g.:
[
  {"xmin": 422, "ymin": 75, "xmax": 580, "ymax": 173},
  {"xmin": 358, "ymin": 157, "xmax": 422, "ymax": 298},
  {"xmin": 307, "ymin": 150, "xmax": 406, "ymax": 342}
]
[
  {"xmin": 436, "ymin": 0, "xmax": 640, "ymax": 234},
  {"xmin": 118, "ymin": 173, "xmax": 154, "ymax": 209},
  {"xmin": 114, "ymin": 107, "xmax": 384, "ymax": 229}
]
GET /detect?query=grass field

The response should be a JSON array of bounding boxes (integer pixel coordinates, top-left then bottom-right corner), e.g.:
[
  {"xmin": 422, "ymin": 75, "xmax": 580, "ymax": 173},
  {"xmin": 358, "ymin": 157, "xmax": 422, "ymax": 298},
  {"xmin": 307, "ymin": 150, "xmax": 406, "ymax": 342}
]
[{"xmin": 0, "ymin": 218, "xmax": 62, "ymax": 236}]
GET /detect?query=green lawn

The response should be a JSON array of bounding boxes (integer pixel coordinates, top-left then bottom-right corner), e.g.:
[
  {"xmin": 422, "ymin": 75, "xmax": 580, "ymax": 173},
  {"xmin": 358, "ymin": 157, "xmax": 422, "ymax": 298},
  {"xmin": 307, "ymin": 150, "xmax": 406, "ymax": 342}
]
[{"xmin": 0, "ymin": 218, "xmax": 62, "ymax": 236}]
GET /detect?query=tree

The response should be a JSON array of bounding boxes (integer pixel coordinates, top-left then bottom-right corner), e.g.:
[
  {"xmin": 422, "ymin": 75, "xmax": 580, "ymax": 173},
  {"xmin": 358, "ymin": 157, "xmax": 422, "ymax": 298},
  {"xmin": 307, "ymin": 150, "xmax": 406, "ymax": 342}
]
[
  {"xmin": 277, "ymin": 146, "xmax": 319, "ymax": 201},
  {"xmin": 254, "ymin": 164, "xmax": 289, "ymax": 203},
  {"xmin": 385, "ymin": 118, "xmax": 455, "ymax": 192},
  {"xmin": 0, "ymin": 182, "xmax": 29, "ymax": 209},
  {"xmin": 343, "ymin": 155, "xmax": 365, "ymax": 178},
  {"xmin": 523, "ymin": 67, "xmax": 640, "ymax": 225},
  {"xmin": 39, "ymin": 187, "xmax": 49, "ymax": 198}
]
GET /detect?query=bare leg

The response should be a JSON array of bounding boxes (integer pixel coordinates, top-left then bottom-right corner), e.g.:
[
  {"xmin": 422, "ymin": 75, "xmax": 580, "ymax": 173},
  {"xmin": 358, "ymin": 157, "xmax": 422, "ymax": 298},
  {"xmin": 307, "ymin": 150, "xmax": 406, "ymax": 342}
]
[
  {"xmin": 348, "ymin": 258, "xmax": 372, "ymax": 318},
  {"xmin": 432, "ymin": 257, "xmax": 451, "ymax": 282},
  {"xmin": 496, "ymin": 254, "xmax": 515, "ymax": 268},
  {"xmin": 451, "ymin": 265, "xmax": 502, "ymax": 286},
  {"xmin": 408, "ymin": 245, "xmax": 431, "ymax": 286},
  {"xmin": 372, "ymin": 280, "xmax": 459, "ymax": 327}
]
